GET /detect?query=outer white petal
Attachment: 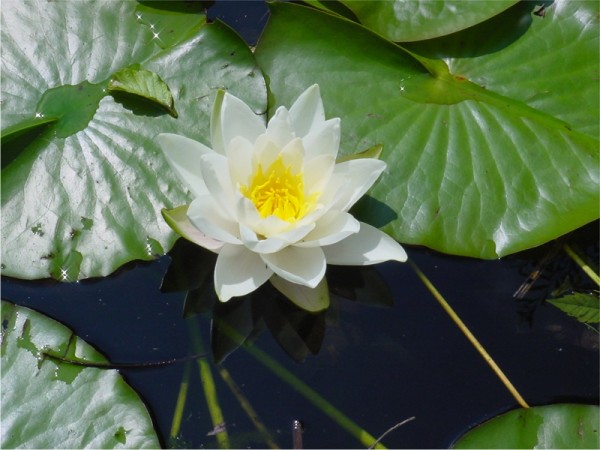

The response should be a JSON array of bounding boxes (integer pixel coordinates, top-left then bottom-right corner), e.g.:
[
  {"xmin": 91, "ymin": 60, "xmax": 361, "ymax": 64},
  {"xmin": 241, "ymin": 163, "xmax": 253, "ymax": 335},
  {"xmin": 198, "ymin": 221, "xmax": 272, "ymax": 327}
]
[
  {"xmin": 288, "ymin": 84, "xmax": 326, "ymax": 138},
  {"xmin": 302, "ymin": 118, "xmax": 340, "ymax": 161},
  {"xmin": 266, "ymin": 106, "xmax": 295, "ymax": 149},
  {"xmin": 261, "ymin": 246, "xmax": 326, "ymax": 288},
  {"xmin": 295, "ymin": 211, "xmax": 359, "ymax": 247},
  {"xmin": 162, "ymin": 205, "xmax": 224, "ymax": 253},
  {"xmin": 199, "ymin": 153, "xmax": 236, "ymax": 218},
  {"xmin": 328, "ymin": 159, "xmax": 387, "ymax": 212},
  {"xmin": 322, "ymin": 222, "xmax": 407, "ymax": 265},
  {"xmin": 215, "ymin": 244, "xmax": 273, "ymax": 301},
  {"xmin": 212, "ymin": 90, "xmax": 265, "ymax": 155},
  {"xmin": 157, "ymin": 133, "xmax": 214, "ymax": 198},
  {"xmin": 188, "ymin": 197, "xmax": 241, "ymax": 245}
]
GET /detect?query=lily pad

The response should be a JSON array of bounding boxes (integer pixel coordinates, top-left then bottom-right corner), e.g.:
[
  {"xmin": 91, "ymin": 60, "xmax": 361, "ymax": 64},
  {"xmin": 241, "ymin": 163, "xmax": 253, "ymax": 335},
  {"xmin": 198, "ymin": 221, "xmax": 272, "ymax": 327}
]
[
  {"xmin": 254, "ymin": 1, "xmax": 599, "ymax": 258},
  {"xmin": 1, "ymin": 1, "xmax": 266, "ymax": 280},
  {"xmin": 1, "ymin": 300, "xmax": 160, "ymax": 449},
  {"xmin": 548, "ymin": 292, "xmax": 600, "ymax": 324},
  {"xmin": 338, "ymin": 0, "xmax": 520, "ymax": 42},
  {"xmin": 108, "ymin": 66, "xmax": 178, "ymax": 118},
  {"xmin": 452, "ymin": 404, "xmax": 600, "ymax": 449}
]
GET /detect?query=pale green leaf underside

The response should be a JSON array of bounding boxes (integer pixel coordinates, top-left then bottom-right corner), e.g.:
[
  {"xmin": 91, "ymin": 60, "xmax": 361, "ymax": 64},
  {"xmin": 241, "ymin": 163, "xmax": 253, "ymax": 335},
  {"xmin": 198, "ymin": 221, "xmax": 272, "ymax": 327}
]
[
  {"xmin": 1, "ymin": 1, "xmax": 266, "ymax": 280},
  {"xmin": 255, "ymin": 1, "xmax": 599, "ymax": 259},
  {"xmin": 1, "ymin": 301, "xmax": 159, "ymax": 449}
]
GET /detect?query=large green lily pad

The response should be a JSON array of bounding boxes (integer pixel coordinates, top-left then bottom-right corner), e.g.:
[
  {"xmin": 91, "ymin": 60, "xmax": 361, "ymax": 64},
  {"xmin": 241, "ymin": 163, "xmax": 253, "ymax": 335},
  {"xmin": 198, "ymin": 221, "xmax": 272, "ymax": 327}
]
[
  {"xmin": 339, "ymin": 0, "xmax": 520, "ymax": 42},
  {"xmin": 254, "ymin": 1, "xmax": 599, "ymax": 259},
  {"xmin": 1, "ymin": 1, "xmax": 266, "ymax": 281},
  {"xmin": 1, "ymin": 300, "xmax": 160, "ymax": 448},
  {"xmin": 453, "ymin": 404, "xmax": 600, "ymax": 449}
]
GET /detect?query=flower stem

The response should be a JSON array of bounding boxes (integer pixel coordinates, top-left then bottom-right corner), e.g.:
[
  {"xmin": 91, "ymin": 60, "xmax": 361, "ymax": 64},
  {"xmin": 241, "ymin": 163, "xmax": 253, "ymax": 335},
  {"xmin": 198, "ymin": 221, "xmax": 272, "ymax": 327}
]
[
  {"xmin": 243, "ymin": 343, "xmax": 386, "ymax": 449},
  {"xmin": 188, "ymin": 322, "xmax": 231, "ymax": 449},
  {"xmin": 170, "ymin": 362, "xmax": 191, "ymax": 440},
  {"xmin": 564, "ymin": 243, "xmax": 600, "ymax": 287},
  {"xmin": 408, "ymin": 260, "xmax": 530, "ymax": 409},
  {"xmin": 217, "ymin": 364, "xmax": 279, "ymax": 449}
]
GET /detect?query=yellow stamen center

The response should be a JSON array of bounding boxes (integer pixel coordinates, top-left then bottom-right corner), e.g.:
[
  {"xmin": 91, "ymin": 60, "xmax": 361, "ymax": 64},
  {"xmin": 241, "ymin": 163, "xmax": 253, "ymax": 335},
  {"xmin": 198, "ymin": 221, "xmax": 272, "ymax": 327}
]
[{"xmin": 241, "ymin": 156, "xmax": 310, "ymax": 222}]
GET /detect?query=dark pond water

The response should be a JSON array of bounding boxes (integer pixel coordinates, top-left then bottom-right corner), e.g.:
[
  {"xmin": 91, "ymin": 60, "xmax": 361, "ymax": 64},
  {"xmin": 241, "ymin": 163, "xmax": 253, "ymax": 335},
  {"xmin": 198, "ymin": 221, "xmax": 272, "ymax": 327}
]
[
  {"xmin": 3, "ymin": 2, "xmax": 599, "ymax": 449},
  {"xmin": 3, "ymin": 218, "xmax": 598, "ymax": 448}
]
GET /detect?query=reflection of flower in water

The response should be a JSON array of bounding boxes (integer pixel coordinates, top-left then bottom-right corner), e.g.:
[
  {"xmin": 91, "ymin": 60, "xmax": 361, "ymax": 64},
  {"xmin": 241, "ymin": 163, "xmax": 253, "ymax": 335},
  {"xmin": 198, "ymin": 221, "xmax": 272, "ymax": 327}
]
[{"xmin": 158, "ymin": 85, "xmax": 406, "ymax": 311}]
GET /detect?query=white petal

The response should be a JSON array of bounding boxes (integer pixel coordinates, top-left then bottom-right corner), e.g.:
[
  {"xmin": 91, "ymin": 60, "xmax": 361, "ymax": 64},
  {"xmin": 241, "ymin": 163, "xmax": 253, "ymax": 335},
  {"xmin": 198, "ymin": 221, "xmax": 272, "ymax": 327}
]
[
  {"xmin": 215, "ymin": 244, "xmax": 273, "ymax": 301},
  {"xmin": 328, "ymin": 159, "xmax": 387, "ymax": 212},
  {"xmin": 323, "ymin": 222, "xmax": 407, "ymax": 265},
  {"xmin": 266, "ymin": 106, "xmax": 295, "ymax": 149},
  {"xmin": 302, "ymin": 118, "xmax": 340, "ymax": 161},
  {"xmin": 288, "ymin": 84, "xmax": 326, "ymax": 137},
  {"xmin": 252, "ymin": 134, "xmax": 280, "ymax": 171},
  {"xmin": 157, "ymin": 133, "xmax": 214, "ymax": 198},
  {"xmin": 295, "ymin": 211, "xmax": 359, "ymax": 247},
  {"xmin": 261, "ymin": 246, "xmax": 326, "ymax": 288},
  {"xmin": 240, "ymin": 221, "xmax": 315, "ymax": 254},
  {"xmin": 270, "ymin": 274, "xmax": 330, "ymax": 312},
  {"xmin": 212, "ymin": 90, "xmax": 265, "ymax": 155},
  {"xmin": 303, "ymin": 154, "xmax": 336, "ymax": 197},
  {"xmin": 188, "ymin": 197, "xmax": 241, "ymax": 245},
  {"xmin": 162, "ymin": 205, "xmax": 224, "ymax": 253},
  {"xmin": 200, "ymin": 153, "xmax": 236, "ymax": 218},
  {"xmin": 236, "ymin": 196, "xmax": 292, "ymax": 236},
  {"xmin": 227, "ymin": 136, "xmax": 254, "ymax": 185},
  {"xmin": 280, "ymin": 138, "xmax": 305, "ymax": 173}
]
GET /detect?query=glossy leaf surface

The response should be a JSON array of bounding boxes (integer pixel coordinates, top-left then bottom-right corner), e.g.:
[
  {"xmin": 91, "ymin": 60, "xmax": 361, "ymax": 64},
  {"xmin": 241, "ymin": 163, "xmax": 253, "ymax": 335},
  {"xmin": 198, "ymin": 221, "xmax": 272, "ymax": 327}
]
[
  {"xmin": 1, "ymin": 1, "xmax": 266, "ymax": 280},
  {"xmin": 255, "ymin": 1, "xmax": 599, "ymax": 258},
  {"xmin": 1, "ymin": 301, "xmax": 159, "ymax": 449},
  {"xmin": 108, "ymin": 66, "xmax": 178, "ymax": 118},
  {"xmin": 548, "ymin": 292, "xmax": 600, "ymax": 324},
  {"xmin": 453, "ymin": 404, "xmax": 600, "ymax": 449},
  {"xmin": 339, "ymin": 0, "xmax": 519, "ymax": 41}
]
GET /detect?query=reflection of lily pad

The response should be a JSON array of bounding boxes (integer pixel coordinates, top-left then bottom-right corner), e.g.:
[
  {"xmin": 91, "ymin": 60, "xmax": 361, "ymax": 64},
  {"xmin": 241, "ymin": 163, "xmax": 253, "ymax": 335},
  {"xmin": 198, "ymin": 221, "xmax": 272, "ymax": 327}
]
[
  {"xmin": 1, "ymin": 301, "xmax": 159, "ymax": 449},
  {"xmin": 453, "ymin": 404, "xmax": 600, "ymax": 449},
  {"xmin": 255, "ymin": 1, "xmax": 599, "ymax": 258},
  {"xmin": 1, "ymin": 1, "xmax": 266, "ymax": 281}
]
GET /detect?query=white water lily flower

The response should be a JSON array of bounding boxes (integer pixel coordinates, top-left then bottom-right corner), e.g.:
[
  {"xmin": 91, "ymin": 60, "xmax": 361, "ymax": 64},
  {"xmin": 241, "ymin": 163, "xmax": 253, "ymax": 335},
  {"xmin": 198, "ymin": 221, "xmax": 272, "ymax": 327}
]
[{"xmin": 158, "ymin": 85, "xmax": 407, "ymax": 311}]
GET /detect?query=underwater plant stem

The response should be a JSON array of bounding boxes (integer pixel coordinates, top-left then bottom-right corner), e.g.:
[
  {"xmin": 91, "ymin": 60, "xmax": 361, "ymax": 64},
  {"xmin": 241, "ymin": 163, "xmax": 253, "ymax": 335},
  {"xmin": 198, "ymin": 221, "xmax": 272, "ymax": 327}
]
[
  {"xmin": 564, "ymin": 244, "xmax": 600, "ymax": 287},
  {"xmin": 188, "ymin": 322, "xmax": 231, "ymax": 449},
  {"xmin": 243, "ymin": 343, "xmax": 386, "ymax": 449},
  {"xmin": 217, "ymin": 365, "xmax": 280, "ymax": 449},
  {"xmin": 170, "ymin": 362, "xmax": 191, "ymax": 440},
  {"xmin": 368, "ymin": 417, "xmax": 416, "ymax": 450},
  {"xmin": 409, "ymin": 260, "xmax": 530, "ymax": 409}
]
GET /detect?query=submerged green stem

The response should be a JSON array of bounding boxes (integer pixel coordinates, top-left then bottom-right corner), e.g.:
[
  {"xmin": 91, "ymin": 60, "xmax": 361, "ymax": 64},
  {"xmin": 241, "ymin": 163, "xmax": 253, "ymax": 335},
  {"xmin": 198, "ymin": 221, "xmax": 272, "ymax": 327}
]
[
  {"xmin": 564, "ymin": 244, "xmax": 600, "ymax": 287},
  {"xmin": 217, "ymin": 365, "xmax": 280, "ymax": 449},
  {"xmin": 170, "ymin": 362, "xmax": 191, "ymax": 440},
  {"xmin": 243, "ymin": 343, "xmax": 386, "ymax": 449},
  {"xmin": 188, "ymin": 322, "xmax": 230, "ymax": 449},
  {"xmin": 409, "ymin": 260, "xmax": 530, "ymax": 409}
]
